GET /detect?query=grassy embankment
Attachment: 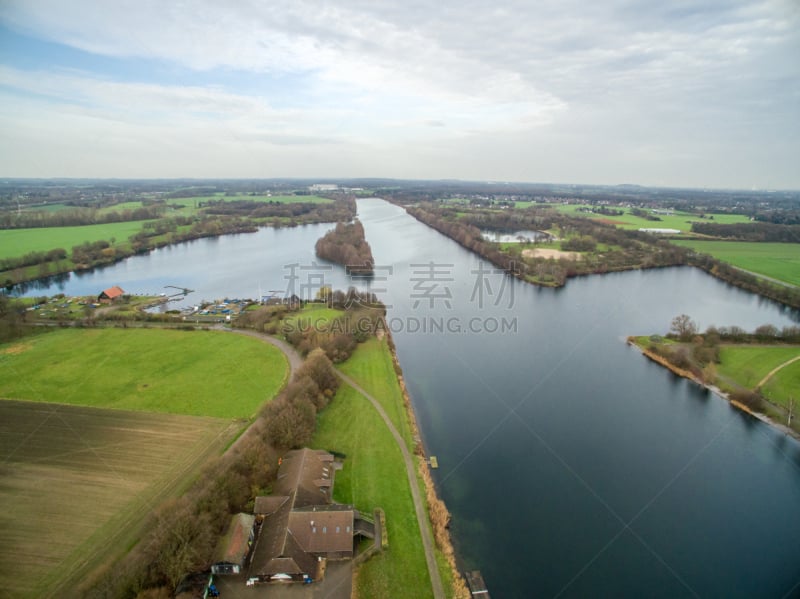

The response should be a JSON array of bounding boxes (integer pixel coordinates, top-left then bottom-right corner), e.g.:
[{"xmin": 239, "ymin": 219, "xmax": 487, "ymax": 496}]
[
  {"xmin": 314, "ymin": 336, "xmax": 464, "ymax": 598},
  {"xmin": 0, "ymin": 327, "xmax": 290, "ymax": 598},
  {"xmin": 629, "ymin": 336, "xmax": 800, "ymax": 432},
  {"xmin": 671, "ymin": 240, "xmax": 800, "ymax": 287}
]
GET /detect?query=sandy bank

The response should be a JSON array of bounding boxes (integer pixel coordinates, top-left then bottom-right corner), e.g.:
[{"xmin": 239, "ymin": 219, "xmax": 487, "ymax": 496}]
[{"xmin": 522, "ymin": 248, "xmax": 582, "ymax": 260}]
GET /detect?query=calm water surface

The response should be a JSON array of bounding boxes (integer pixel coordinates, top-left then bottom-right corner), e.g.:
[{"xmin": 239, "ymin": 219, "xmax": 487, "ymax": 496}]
[{"xmin": 19, "ymin": 200, "xmax": 800, "ymax": 597}]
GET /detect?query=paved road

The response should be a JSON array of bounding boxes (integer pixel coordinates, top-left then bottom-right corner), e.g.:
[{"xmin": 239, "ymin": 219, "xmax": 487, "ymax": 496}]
[{"xmin": 225, "ymin": 326, "xmax": 445, "ymax": 599}]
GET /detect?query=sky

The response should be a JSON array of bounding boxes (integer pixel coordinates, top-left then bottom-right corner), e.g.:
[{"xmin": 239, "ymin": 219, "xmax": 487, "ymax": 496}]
[{"xmin": 0, "ymin": 1, "xmax": 798, "ymax": 189}]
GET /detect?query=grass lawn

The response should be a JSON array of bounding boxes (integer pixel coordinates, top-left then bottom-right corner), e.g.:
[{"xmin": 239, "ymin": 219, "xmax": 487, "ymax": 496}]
[
  {"xmin": 282, "ymin": 303, "xmax": 345, "ymax": 333},
  {"xmin": 0, "ymin": 399, "xmax": 238, "ymax": 598},
  {"xmin": 0, "ymin": 328, "xmax": 289, "ymax": 418},
  {"xmin": 0, "ymin": 221, "xmax": 149, "ymax": 259},
  {"xmin": 671, "ymin": 240, "xmax": 800, "ymax": 286},
  {"xmin": 762, "ymin": 359, "xmax": 800, "ymax": 408},
  {"xmin": 338, "ymin": 337, "xmax": 416, "ymax": 450},
  {"xmin": 717, "ymin": 345, "xmax": 800, "ymax": 389},
  {"xmin": 551, "ymin": 205, "xmax": 750, "ymax": 232},
  {"xmin": 97, "ymin": 201, "xmax": 144, "ymax": 214}
]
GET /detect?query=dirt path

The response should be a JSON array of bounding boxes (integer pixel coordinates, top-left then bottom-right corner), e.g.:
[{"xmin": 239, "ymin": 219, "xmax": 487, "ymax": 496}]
[
  {"xmin": 756, "ymin": 354, "xmax": 800, "ymax": 388},
  {"xmin": 335, "ymin": 370, "xmax": 446, "ymax": 599}
]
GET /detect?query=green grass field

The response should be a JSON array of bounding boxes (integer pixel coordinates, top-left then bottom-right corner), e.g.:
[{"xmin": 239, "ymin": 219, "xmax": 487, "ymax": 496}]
[
  {"xmin": 97, "ymin": 201, "xmax": 144, "ymax": 214},
  {"xmin": 671, "ymin": 240, "xmax": 800, "ymax": 286},
  {"xmin": 762, "ymin": 359, "xmax": 800, "ymax": 408},
  {"xmin": 551, "ymin": 205, "xmax": 749, "ymax": 232},
  {"xmin": 338, "ymin": 337, "xmax": 416, "ymax": 449},
  {"xmin": 315, "ymin": 337, "xmax": 455, "ymax": 598},
  {"xmin": 0, "ymin": 328, "xmax": 289, "ymax": 418},
  {"xmin": 0, "ymin": 221, "xmax": 149, "ymax": 259},
  {"xmin": 0, "ymin": 399, "xmax": 238, "ymax": 598},
  {"xmin": 282, "ymin": 303, "xmax": 345, "ymax": 333},
  {"xmin": 717, "ymin": 345, "xmax": 800, "ymax": 389}
]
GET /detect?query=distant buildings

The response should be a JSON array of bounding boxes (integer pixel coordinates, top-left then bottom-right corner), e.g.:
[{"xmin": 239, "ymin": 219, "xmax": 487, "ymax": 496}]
[{"xmin": 309, "ymin": 184, "xmax": 339, "ymax": 192}]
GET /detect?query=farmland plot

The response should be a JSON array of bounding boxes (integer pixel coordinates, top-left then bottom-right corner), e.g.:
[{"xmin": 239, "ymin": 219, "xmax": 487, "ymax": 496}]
[{"xmin": 0, "ymin": 400, "xmax": 238, "ymax": 598}]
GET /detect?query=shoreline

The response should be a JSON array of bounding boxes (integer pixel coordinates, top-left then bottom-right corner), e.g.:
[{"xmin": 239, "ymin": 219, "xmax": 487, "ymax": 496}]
[
  {"xmin": 384, "ymin": 329, "xmax": 470, "ymax": 598},
  {"xmin": 626, "ymin": 337, "xmax": 800, "ymax": 441}
]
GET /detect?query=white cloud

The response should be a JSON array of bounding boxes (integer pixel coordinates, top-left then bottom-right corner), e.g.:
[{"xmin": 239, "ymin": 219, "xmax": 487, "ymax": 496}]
[{"xmin": 0, "ymin": 0, "xmax": 798, "ymax": 186}]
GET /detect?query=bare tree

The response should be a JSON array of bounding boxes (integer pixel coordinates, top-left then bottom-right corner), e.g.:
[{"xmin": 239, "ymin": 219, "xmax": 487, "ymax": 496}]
[{"xmin": 670, "ymin": 314, "xmax": 698, "ymax": 340}]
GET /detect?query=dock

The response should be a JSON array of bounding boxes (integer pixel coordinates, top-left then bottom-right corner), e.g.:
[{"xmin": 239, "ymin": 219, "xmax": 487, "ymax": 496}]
[
  {"xmin": 466, "ymin": 570, "xmax": 490, "ymax": 597},
  {"xmin": 428, "ymin": 456, "xmax": 438, "ymax": 469}
]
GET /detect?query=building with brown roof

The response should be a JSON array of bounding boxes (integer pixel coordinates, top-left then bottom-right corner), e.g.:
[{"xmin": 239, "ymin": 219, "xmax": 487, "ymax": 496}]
[
  {"xmin": 248, "ymin": 448, "xmax": 361, "ymax": 584},
  {"xmin": 211, "ymin": 513, "xmax": 256, "ymax": 575},
  {"xmin": 98, "ymin": 285, "xmax": 125, "ymax": 303}
]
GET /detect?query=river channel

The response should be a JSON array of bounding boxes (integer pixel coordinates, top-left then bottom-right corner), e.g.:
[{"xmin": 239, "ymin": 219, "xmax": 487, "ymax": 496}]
[{"xmin": 18, "ymin": 199, "xmax": 800, "ymax": 597}]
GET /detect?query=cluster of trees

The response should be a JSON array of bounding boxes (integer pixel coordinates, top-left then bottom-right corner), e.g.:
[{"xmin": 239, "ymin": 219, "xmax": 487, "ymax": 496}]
[
  {"xmin": 0, "ymin": 204, "xmax": 165, "ymax": 229},
  {"xmin": 690, "ymin": 221, "xmax": 800, "ymax": 242},
  {"xmin": 264, "ymin": 348, "xmax": 340, "ymax": 448},
  {"xmin": 202, "ymin": 196, "xmax": 357, "ymax": 226},
  {"xmin": 71, "ymin": 240, "xmax": 116, "ymax": 268},
  {"xmin": 314, "ymin": 220, "xmax": 375, "ymax": 275},
  {"xmin": 561, "ymin": 236, "xmax": 597, "ymax": 252}
]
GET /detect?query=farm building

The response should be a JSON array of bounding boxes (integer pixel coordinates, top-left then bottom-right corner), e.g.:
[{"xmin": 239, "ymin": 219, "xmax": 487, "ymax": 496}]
[
  {"xmin": 98, "ymin": 285, "xmax": 125, "ymax": 303},
  {"xmin": 248, "ymin": 448, "xmax": 368, "ymax": 584},
  {"xmin": 211, "ymin": 513, "xmax": 256, "ymax": 575}
]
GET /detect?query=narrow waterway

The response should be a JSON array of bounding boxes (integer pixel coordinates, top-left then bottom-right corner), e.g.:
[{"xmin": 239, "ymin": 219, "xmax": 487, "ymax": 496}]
[
  {"xmin": 15, "ymin": 199, "xmax": 800, "ymax": 597},
  {"xmin": 357, "ymin": 199, "xmax": 800, "ymax": 598}
]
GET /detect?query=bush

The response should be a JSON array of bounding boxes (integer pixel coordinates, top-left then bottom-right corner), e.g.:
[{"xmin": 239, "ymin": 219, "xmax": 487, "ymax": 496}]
[{"xmin": 730, "ymin": 390, "xmax": 764, "ymax": 412}]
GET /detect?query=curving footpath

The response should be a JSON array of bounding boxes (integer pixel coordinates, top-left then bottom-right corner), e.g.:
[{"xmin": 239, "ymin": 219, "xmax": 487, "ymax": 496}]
[
  {"xmin": 226, "ymin": 328, "xmax": 445, "ymax": 599},
  {"xmin": 756, "ymin": 354, "xmax": 800, "ymax": 389},
  {"xmin": 335, "ymin": 370, "xmax": 446, "ymax": 599}
]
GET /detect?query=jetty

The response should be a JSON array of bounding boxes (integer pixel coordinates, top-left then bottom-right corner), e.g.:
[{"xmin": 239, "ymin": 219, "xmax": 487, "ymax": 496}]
[{"xmin": 466, "ymin": 570, "xmax": 490, "ymax": 597}]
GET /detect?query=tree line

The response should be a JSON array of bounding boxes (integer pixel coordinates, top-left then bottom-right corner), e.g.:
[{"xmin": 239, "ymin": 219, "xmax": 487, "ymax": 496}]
[
  {"xmin": 0, "ymin": 204, "xmax": 165, "ymax": 229},
  {"xmin": 690, "ymin": 221, "xmax": 800, "ymax": 242},
  {"xmin": 202, "ymin": 196, "xmax": 357, "ymax": 226},
  {"xmin": 314, "ymin": 220, "xmax": 375, "ymax": 275}
]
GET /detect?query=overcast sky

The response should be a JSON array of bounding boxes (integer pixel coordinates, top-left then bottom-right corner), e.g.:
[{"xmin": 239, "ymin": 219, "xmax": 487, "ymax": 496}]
[{"xmin": 1, "ymin": 1, "xmax": 798, "ymax": 189}]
